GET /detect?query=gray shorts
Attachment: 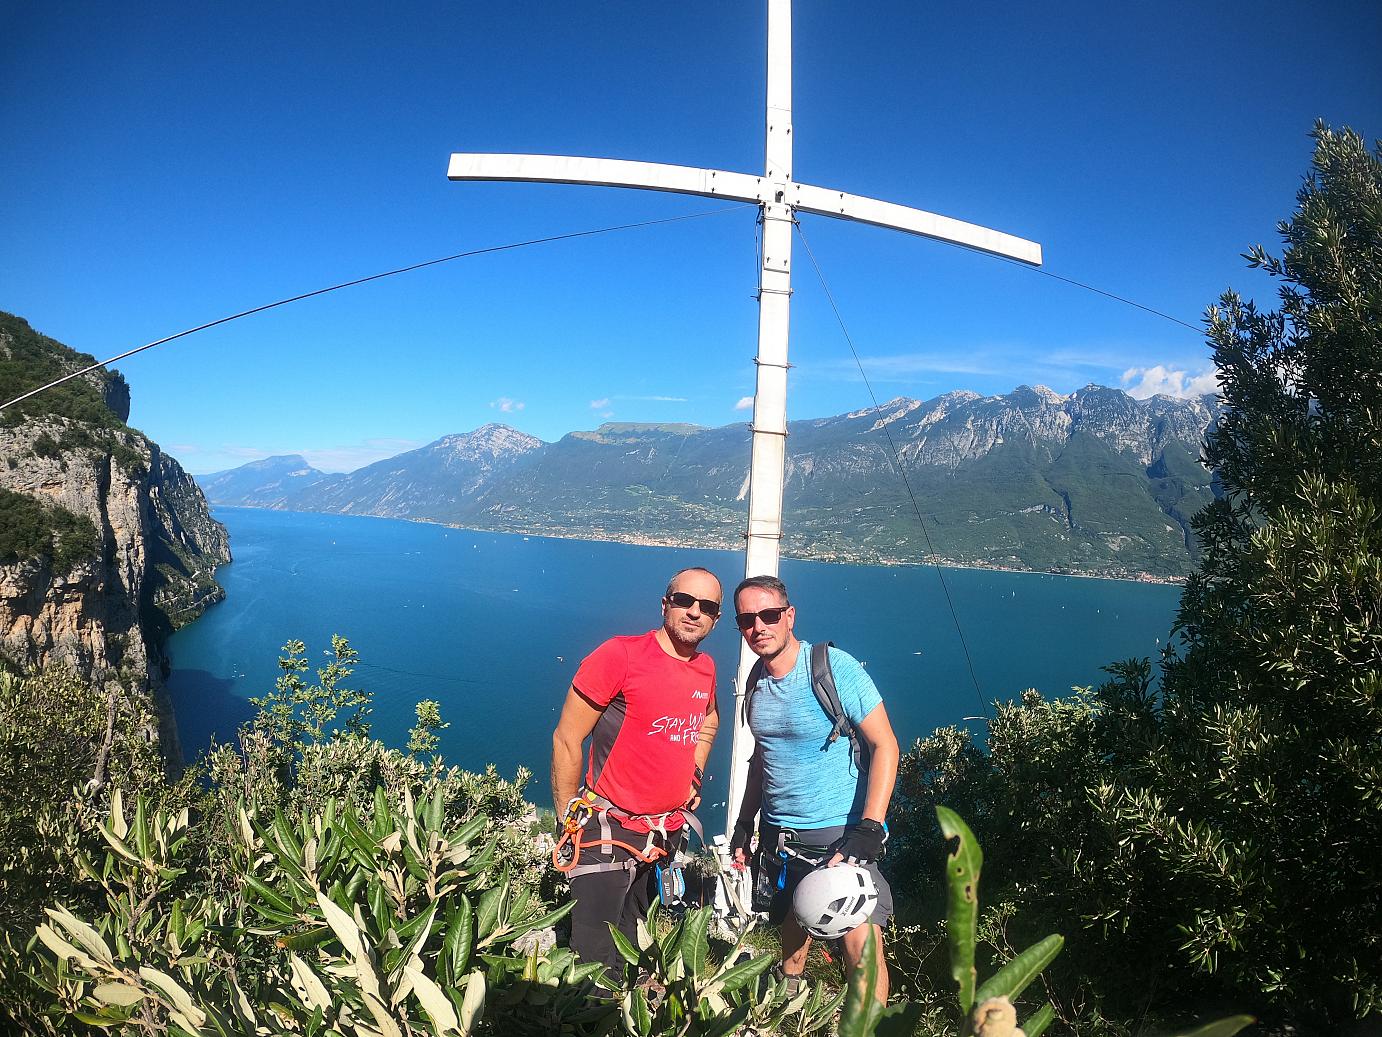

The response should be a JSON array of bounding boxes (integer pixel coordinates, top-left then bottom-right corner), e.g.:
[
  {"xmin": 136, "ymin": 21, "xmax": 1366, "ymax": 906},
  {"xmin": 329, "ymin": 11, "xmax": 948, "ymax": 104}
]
[{"xmin": 758, "ymin": 823, "xmax": 894, "ymax": 930}]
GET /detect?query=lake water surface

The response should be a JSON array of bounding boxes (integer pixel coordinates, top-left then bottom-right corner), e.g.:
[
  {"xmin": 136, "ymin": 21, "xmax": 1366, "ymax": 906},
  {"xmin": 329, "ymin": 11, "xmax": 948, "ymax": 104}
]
[{"xmin": 168, "ymin": 508, "xmax": 1181, "ymax": 832}]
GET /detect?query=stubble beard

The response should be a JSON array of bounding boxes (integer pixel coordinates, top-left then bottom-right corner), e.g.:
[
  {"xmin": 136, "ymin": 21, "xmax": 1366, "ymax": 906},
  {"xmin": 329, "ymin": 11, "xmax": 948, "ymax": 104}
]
[{"xmin": 666, "ymin": 623, "xmax": 706, "ymax": 652}]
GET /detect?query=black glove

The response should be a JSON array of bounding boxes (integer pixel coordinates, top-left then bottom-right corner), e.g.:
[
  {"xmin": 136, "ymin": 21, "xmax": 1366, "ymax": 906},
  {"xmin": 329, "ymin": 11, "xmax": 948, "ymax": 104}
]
[
  {"xmin": 730, "ymin": 817, "xmax": 756, "ymax": 863},
  {"xmin": 832, "ymin": 819, "xmax": 888, "ymax": 864}
]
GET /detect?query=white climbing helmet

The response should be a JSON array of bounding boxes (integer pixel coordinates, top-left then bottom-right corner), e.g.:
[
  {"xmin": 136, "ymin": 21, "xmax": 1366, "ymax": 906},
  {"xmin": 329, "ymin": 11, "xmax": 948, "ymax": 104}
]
[{"xmin": 791, "ymin": 863, "xmax": 878, "ymax": 940}]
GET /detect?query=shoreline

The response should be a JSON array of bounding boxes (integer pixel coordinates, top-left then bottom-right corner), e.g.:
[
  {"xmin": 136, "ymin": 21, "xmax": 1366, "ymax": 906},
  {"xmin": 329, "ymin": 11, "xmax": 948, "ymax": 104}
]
[{"xmin": 209, "ymin": 505, "xmax": 1189, "ymax": 587}]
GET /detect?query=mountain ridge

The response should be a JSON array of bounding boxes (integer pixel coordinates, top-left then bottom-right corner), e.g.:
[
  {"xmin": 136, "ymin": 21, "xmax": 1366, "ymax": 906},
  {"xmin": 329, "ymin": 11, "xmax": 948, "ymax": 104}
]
[{"xmin": 200, "ymin": 384, "xmax": 1219, "ymax": 580}]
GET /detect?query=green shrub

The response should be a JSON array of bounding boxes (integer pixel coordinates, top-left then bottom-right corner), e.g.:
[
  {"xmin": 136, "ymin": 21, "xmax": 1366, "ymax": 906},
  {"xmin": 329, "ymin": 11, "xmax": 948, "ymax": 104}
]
[
  {"xmin": 888, "ymin": 123, "xmax": 1382, "ymax": 1034},
  {"xmin": 0, "ymin": 488, "xmax": 99, "ymax": 573},
  {"xmin": 0, "ymin": 311, "xmax": 126, "ymax": 430}
]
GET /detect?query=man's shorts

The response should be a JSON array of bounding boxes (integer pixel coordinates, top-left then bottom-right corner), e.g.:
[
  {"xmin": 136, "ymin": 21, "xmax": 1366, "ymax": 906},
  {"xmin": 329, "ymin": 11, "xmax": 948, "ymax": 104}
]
[{"xmin": 757, "ymin": 823, "xmax": 894, "ymax": 930}]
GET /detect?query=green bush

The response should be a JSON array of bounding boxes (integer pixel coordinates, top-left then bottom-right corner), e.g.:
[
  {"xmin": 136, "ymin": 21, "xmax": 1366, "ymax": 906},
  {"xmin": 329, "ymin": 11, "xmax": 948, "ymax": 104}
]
[
  {"xmin": 0, "ymin": 488, "xmax": 100, "ymax": 573},
  {"xmin": 0, "ymin": 311, "xmax": 127, "ymax": 430},
  {"xmin": 888, "ymin": 123, "xmax": 1382, "ymax": 1034}
]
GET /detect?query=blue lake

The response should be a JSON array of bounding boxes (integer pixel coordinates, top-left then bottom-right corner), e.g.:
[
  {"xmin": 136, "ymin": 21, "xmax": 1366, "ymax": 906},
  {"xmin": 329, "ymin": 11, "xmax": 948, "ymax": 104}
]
[{"xmin": 168, "ymin": 508, "xmax": 1182, "ymax": 833}]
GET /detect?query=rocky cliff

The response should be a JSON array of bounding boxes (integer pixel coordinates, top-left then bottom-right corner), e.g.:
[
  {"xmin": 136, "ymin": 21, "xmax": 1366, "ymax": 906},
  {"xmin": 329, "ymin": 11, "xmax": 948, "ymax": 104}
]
[{"xmin": 0, "ymin": 311, "xmax": 230, "ymax": 758}]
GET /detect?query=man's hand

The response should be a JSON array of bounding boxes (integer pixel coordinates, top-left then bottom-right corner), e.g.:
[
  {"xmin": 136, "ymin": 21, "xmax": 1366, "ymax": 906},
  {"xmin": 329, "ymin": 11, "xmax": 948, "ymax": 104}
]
[
  {"xmin": 729, "ymin": 818, "xmax": 754, "ymax": 869},
  {"xmin": 827, "ymin": 819, "xmax": 887, "ymax": 867},
  {"xmin": 552, "ymin": 813, "xmax": 576, "ymax": 867},
  {"xmin": 685, "ymin": 762, "xmax": 705, "ymax": 812}
]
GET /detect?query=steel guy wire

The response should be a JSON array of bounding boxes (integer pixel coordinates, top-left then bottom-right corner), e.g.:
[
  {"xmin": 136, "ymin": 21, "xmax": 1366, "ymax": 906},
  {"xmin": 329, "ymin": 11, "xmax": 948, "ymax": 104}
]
[
  {"xmin": 0, "ymin": 204, "xmax": 754, "ymax": 414},
  {"xmin": 946, "ymin": 239, "xmax": 1204, "ymax": 334},
  {"xmin": 794, "ymin": 220, "xmax": 993, "ymax": 721}
]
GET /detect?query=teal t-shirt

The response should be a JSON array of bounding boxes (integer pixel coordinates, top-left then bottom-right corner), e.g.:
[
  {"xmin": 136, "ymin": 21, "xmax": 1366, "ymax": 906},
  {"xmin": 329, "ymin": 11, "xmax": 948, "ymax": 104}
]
[{"xmin": 747, "ymin": 640, "xmax": 882, "ymax": 829}]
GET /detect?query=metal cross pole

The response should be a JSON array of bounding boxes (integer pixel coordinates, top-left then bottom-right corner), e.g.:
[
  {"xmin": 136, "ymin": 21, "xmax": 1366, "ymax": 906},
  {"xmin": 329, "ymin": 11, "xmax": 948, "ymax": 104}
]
[{"xmin": 448, "ymin": 0, "xmax": 1042, "ymax": 851}]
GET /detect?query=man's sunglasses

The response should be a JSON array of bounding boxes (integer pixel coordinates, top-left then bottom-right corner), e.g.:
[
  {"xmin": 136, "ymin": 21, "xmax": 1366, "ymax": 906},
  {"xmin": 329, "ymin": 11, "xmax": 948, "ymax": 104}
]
[
  {"xmin": 665, "ymin": 591, "xmax": 722, "ymax": 618},
  {"xmin": 735, "ymin": 605, "xmax": 790, "ymax": 630}
]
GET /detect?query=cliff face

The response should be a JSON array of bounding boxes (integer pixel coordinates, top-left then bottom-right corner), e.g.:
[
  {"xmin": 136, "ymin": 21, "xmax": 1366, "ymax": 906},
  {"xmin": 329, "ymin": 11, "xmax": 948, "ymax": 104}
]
[{"xmin": 0, "ymin": 313, "xmax": 230, "ymax": 732}]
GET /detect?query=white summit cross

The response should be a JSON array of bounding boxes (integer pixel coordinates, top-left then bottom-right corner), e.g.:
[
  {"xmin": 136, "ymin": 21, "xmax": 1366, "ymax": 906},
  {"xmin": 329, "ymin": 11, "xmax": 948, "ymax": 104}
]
[{"xmin": 449, "ymin": 0, "xmax": 1042, "ymax": 845}]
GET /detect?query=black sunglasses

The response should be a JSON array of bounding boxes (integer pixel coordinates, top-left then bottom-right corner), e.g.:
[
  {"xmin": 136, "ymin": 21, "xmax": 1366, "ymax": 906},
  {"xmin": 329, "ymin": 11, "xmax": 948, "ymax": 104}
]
[
  {"xmin": 735, "ymin": 605, "xmax": 790, "ymax": 630},
  {"xmin": 665, "ymin": 591, "xmax": 722, "ymax": 618}
]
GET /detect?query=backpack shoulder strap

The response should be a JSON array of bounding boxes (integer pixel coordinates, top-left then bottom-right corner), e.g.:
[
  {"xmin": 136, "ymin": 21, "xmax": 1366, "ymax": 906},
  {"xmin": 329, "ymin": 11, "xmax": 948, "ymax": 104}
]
[
  {"xmin": 810, "ymin": 641, "xmax": 867, "ymax": 772},
  {"xmin": 742, "ymin": 657, "xmax": 766, "ymax": 727}
]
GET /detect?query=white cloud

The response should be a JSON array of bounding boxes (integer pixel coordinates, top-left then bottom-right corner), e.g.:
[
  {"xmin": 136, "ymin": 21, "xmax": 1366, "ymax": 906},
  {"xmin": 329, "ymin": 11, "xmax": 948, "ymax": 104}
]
[
  {"xmin": 592, "ymin": 394, "xmax": 687, "ymax": 406},
  {"xmin": 489, "ymin": 397, "xmax": 525, "ymax": 413},
  {"xmin": 735, "ymin": 396, "xmax": 754, "ymax": 411},
  {"xmin": 1121, "ymin": 365, "xmax": 1219, "ymax": 399},
  {"xmin": 600, "ymin": 410, "xmax": 614, "ymax": 419}
]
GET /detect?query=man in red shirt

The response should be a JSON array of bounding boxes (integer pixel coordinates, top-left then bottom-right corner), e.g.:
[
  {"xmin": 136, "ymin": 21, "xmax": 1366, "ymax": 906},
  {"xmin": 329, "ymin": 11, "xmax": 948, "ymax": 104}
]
[{"xmin": 551, "ymin": 567, "xmax": 723, "ymax": 978}]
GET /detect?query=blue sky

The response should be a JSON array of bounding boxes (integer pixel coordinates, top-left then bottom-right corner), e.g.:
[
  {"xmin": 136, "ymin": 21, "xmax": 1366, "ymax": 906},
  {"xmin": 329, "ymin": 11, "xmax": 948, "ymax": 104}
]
[{"xmin": 3, "ymin": 2, "xmax": 1378, "ymax": 474}]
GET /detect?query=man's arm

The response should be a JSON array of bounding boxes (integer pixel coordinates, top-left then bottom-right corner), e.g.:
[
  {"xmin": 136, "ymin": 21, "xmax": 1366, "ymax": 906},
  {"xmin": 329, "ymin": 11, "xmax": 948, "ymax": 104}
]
[
  {"xmin": 551, "ymin": 685, "xmax": 603, "ymax": 814},
  {"xmin": 856, "ymin": 702, "xmax": 900, "ymax": 823},
  {"xmin": 730, "ymin": 746, "xmax": 765, "ymax": 866},
  {"xmin": 687, "ymin": 697, "xmax": 719, "ymax": 809},
  {"xmin": 826, "ymin": 703, "xmax": 901, "ymax": 867}
]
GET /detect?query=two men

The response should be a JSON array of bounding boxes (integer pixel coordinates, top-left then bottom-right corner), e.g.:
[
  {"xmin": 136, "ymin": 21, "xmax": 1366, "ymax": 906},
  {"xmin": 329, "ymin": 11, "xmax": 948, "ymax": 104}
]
[
  {"xmin": 731, "ymin": 575, "xmax": 900, "ymax": 1004},
  {"xmin": 551, "ymin": 567, "xmax": 899, "ymax": 1004},
  {"xmin": 550, "ymin": 567, "xmax": 722, "ymax": 978}
]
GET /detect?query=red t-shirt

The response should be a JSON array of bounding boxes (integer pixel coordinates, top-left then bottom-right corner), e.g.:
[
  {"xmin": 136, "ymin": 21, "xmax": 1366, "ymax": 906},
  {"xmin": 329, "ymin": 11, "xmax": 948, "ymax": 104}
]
[{"xmin": 573, "ymin": 629, "xmax": 716, "ymax": 830}]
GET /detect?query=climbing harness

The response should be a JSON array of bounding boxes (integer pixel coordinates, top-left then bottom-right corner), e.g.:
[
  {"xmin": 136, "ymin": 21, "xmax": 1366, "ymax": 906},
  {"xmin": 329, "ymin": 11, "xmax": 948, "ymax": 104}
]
[
  {"xmin": 553, "ymin": 789, "xmax": 705, "ymax": 902},
  {"xmin": 752, "ymin": 828, "xmax": 830, "ymax": 912}
]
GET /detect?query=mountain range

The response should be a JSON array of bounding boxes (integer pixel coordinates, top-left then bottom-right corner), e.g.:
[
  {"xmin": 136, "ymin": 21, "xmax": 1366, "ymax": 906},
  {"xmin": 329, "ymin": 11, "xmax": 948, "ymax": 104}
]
[{"xmin": 199, "ymin": 384, "xmax": 1220, "ymax": 579}]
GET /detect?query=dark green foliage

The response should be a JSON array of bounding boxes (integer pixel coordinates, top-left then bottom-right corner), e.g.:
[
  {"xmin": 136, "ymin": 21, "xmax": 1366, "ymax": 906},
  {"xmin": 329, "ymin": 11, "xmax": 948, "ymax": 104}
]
[
  {"xmin": 0, "ymin": 487, "xmax": 100, "ymax": 572},
  {"xmin": 0, "ymin": 312, "xmax": 150, "ymax": 483},
  {"xmin": 31, "ymin": 432, "xmax": 60, "ymax": 459},
  {"xmin": 0, "ymin": 311, "xmax": 127, "ymax": 429},
  {"xmin": 842, "ymin": 807, "xmax": 1246, "ymax": 1037},
  {"xmin": 0, "ymin": 667, "xmax": 165, "ymax": 1034},
  {"xmin": 1150, "ymin": 121, "xmax": 1382, "ymax": 1019},
  {"xmin": 888, "ymin": 123, "xmax": 1382, "ymax": 1033}
]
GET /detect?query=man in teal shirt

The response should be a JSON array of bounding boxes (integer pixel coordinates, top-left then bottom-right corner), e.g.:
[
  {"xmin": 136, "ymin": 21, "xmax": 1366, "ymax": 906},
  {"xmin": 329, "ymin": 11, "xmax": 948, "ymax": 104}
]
[{"xmin": 730, "ymin": 575, "xmax": 900, "ymax": 1004}]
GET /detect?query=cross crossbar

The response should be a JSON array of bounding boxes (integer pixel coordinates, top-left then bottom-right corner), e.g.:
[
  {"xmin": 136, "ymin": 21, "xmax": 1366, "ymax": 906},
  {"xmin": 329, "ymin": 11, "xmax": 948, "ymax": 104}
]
[{"xmin": 447, "ymin": 153, "xmax": 1041, "ymax": 264}]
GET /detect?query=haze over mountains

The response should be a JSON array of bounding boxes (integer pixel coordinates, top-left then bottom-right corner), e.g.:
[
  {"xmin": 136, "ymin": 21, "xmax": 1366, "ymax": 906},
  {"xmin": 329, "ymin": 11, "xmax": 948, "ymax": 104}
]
[{"xmin": 200, "ymin": 384, "xmax": 1219, "ymax": 578}]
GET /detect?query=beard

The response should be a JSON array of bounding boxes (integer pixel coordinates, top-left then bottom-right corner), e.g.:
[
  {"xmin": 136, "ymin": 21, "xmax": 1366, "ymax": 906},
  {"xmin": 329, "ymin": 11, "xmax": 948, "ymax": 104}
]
[{"xmin": 665, "ymin": 619, "xmax": 708, "ymax": 652}]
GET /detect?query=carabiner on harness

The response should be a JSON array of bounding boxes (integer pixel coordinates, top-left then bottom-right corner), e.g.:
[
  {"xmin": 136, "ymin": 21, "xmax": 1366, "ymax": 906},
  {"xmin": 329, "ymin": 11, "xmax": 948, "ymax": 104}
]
[{"xmin": 552, "ymin": 789, "xmax": 701, "ymax": 880}]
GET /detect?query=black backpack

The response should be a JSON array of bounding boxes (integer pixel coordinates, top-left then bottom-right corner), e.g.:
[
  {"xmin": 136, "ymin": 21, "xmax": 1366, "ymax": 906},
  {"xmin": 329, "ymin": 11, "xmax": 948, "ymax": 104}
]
[{"xmin": 744, "ymin": 641, "xmax": 867, "ymax": 773}]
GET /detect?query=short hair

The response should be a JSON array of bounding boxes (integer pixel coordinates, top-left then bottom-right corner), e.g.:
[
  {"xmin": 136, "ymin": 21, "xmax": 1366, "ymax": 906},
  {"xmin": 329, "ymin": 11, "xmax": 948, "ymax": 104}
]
[
  {"xmin": 734, "ymin": 574, "xmax": 789, "ymax": 607},
  {"xmin": 665, "ymin": 567, "xmax": 721, "ymax": 599}
]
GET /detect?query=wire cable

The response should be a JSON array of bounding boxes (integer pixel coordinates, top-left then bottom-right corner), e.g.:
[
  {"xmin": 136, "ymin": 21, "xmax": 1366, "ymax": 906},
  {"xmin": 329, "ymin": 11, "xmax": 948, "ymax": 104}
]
[
  {"xmin": 794, "ymin": 220, "xmax": 991, "ymax": 719},
  {"xmin": 0, "ymin": 204, "xmax": 753, "ymax": 414},
  {"xmin": 945, "ymin": 240, "xmax": 1203, "ymax": 335}
]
